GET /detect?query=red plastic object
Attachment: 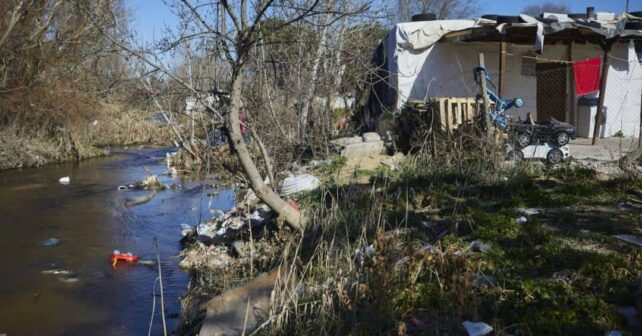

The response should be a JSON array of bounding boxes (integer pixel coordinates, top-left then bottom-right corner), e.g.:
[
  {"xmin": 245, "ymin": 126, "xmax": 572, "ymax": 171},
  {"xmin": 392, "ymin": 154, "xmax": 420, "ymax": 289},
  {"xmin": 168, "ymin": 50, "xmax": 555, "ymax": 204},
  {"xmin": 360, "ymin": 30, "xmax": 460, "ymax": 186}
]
[{"xmin": 110, "ymin": 251, "xmax": 138, "ymax": 267}]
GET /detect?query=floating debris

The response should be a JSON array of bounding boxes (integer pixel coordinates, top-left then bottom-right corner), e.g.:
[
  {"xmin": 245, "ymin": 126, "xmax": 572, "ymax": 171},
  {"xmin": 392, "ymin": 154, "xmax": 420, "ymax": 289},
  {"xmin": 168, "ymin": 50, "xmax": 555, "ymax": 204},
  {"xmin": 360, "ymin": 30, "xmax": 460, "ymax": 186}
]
[
  {"xmin": 58, "ymin": 176, "xmax": 70, "ymax": 185},
  {"xmin": 41, "ymin": 269, "xmax": 72, "ymax": 275},
  {"xmin": 41, "ymin": 238, "xmax": 60, "ymax": 247}
]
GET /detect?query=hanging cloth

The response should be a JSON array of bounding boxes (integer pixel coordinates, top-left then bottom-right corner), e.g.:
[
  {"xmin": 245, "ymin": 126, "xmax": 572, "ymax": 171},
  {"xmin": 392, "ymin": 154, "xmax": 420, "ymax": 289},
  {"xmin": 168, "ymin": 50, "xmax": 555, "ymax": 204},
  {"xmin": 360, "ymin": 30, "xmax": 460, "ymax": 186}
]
[{"xmin": 573, "ymin": 57, "xmax": 602, "ymax": 95}]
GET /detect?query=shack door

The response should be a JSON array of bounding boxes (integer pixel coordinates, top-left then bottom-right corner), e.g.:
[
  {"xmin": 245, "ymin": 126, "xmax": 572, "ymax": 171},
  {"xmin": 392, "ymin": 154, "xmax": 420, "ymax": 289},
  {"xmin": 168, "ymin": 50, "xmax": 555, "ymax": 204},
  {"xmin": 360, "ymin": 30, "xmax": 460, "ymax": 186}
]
[{"xmin": 536, "ymin": 62, "xmax": 569, "ymax": 122}]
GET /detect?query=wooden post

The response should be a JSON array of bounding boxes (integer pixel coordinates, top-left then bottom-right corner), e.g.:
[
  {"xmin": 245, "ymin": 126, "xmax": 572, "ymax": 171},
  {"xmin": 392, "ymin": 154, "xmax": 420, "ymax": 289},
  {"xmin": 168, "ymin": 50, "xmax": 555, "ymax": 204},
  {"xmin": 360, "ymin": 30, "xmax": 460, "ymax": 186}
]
[
  {"xmin": 639, "ymin": 88, "xmax": 642, "ymax": 148},
  {"xmin": 566, "ymin": 41, "xmax": 575, "ymax": 125},
  {"xmin": 479, "ymin": 53, "xmax": 493, "ymax": 138},
  {"xmin": 591, "ymin": 48, "xmax": 611, "ymax": 145},
  {"xmin": 499, "ymin": 42, "xmax": 507, "ymax": 97}
]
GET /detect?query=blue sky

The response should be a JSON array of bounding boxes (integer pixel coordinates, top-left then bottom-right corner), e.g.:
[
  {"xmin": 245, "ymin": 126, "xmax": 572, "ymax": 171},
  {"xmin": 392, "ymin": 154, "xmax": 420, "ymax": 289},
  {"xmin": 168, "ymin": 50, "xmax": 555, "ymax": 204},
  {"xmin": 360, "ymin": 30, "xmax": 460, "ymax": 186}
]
[{"xmin": 131, "ymin": 0, "xmax": 642, "ymax": 43}]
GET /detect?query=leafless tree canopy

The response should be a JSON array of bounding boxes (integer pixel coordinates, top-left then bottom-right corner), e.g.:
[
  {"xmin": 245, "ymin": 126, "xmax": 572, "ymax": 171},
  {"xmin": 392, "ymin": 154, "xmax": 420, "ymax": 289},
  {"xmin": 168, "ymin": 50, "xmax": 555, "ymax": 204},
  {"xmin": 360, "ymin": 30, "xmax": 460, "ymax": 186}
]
[
  {"xmin": 395, "ymin": 0, "xmax": 479, "ymax": 22},
  {"xmin": 523, "ymin": 2, "xmax": 570, "ymax": 17}
]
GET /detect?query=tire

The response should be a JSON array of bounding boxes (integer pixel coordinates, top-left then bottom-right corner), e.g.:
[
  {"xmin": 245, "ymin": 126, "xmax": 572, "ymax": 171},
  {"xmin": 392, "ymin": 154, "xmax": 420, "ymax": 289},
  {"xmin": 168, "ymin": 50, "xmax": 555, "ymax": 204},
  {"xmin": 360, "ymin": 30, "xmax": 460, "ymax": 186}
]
[
  {"xmin": 411, "ymin": 13, "xmax": 436, "ymax": 21},
  {"xmin": 481, "ymin": 14, "xmax": 498, "ymax": 21},
  {"xmin": 508, "ymin": 150, "xmax": 524, "ymax": 161},
  {"xmin": 516, "ymin": 132, "xmax": 531, "ymax": 147},
  {"xmin": 496, "ymin": 15, "xmax": 521, "ymax": 24},
  {"xmin": 547, "ymin": 149, "xmax": 563, "ymax": 164},
  {"xmin": 568, "ymin": 13, "xmax": 588, "ymax": 19},
  {"xmin": 625, "ymin": 20, "xmax": 642, "ymax": 30},
  {"xmin": 555, "ymin": 131, "xmax": 570, "ymax": 146}
]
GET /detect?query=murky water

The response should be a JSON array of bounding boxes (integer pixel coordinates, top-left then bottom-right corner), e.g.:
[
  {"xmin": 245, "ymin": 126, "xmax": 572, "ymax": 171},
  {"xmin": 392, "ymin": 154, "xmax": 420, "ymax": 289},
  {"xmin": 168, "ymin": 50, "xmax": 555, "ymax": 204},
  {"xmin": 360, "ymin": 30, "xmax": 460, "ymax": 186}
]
[{"xmin": 0, "ymin": 148, "xmax": 235, "ymax": 335}]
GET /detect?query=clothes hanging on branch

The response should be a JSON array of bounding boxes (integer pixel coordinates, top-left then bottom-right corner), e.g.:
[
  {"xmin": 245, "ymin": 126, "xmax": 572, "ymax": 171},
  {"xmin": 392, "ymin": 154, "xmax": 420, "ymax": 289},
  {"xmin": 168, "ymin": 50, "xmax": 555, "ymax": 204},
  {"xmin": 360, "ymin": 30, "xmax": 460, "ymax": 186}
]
[{"xmin": 573, "ymin": 57, "xmax": 602, "ymax": 95}]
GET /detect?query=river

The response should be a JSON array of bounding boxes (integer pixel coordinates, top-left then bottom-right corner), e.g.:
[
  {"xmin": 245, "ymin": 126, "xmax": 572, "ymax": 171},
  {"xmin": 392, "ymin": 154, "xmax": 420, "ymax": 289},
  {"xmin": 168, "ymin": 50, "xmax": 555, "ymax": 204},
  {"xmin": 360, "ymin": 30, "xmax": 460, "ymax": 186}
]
[{"xmin": 0, "ymin": 147, "xmax": 234, "ymax": 335}]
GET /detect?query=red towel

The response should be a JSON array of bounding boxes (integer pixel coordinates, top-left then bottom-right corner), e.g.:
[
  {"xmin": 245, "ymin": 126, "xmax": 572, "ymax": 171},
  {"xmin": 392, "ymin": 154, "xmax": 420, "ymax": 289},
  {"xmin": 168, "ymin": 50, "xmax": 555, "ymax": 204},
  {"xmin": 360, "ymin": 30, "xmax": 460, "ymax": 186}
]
[{"xmin": 573, "ymin": 57, "xmax": 602, "ymax": 95}]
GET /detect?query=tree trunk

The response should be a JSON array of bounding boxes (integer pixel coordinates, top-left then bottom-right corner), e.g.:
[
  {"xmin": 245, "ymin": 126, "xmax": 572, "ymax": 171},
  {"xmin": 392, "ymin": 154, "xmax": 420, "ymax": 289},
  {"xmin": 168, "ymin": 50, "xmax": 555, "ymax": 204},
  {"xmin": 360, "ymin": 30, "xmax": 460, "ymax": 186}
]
[
  {"xmin": 227, "ymin": 68, "xmax": 306, "ymax": 231},
  {"xmin": 298, "ymin": 14, "xmax": 329, "ymax": 140}
]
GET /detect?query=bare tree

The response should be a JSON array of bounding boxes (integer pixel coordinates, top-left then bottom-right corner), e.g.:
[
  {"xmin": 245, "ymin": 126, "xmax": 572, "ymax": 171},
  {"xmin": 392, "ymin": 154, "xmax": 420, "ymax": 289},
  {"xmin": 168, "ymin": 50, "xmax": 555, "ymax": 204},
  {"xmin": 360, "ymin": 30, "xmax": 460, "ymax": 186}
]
[
  {"xmin": 523, "ymin": 2, "xmax": 570, "ymax": 17},
  {"xmin": 395, "ymin": 0, "xmax": 479, "ymax": 22}
]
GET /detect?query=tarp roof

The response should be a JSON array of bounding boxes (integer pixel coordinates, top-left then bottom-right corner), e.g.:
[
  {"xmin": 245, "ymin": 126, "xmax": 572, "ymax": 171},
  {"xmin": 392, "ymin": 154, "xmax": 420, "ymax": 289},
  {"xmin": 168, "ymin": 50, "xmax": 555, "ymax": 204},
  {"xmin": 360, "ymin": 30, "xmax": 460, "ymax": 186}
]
[{"xmin": 403, "ymin": 13, "xmax": 642, "ymax": 52}]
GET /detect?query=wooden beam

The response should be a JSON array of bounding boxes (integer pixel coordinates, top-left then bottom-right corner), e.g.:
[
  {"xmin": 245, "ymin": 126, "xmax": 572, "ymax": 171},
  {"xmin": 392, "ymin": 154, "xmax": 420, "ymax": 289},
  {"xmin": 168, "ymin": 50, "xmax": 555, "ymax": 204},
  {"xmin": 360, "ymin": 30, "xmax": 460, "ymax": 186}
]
[
  {"xmin": 591, "ymin": 47, "xmax": 611, "ymax": 145},
  {"xmin": 499, "ymin": 41, "xmax": 507, "ymax": 97},
  {"xmin": 479, "ymin": 53, "xmax": 493, "ymax": 138}
]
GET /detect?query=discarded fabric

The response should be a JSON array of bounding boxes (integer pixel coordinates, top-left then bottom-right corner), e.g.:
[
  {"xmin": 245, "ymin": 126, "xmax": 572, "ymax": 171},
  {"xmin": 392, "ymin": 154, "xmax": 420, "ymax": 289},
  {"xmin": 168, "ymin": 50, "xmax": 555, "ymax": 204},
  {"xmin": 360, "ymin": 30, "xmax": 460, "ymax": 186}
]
[
  {"xmin": 462, "ymin": 321, "xmax": 493, "ymax": 336},
  {"xmin": 470, "ymin": 240, "xmax": 491, "ymax": 253},
  {"xmin": 514, "ymin": 207, "xmax": 540, "ymax": 216},
  {"xmin": 278, "ymin": 173, "xmax": 320, "ymax": 195},
  {"xmin": 573, "ymin": 57, "xmax": 601, "ymax": 95}
]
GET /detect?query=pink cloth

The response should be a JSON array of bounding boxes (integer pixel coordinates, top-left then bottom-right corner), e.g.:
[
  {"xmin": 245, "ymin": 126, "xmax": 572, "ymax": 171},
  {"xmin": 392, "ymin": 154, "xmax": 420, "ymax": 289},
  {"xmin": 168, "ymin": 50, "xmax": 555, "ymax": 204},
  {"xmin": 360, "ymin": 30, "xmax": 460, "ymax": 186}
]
[
  {"xmin": 573, "ymin": 57, "xmax": 602, "ymax": 95},
  {"xmin": 239, "ymin": 114, "xmax": 248, "ymax": 135}
]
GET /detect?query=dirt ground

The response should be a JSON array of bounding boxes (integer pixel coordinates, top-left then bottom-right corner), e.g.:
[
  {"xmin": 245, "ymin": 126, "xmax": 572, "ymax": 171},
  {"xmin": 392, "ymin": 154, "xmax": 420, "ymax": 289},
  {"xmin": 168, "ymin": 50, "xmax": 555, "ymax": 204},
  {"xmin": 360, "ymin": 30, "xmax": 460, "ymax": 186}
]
[{"xmin": 569, "ymin": 137, "xmax": 639, "ymax": 161}]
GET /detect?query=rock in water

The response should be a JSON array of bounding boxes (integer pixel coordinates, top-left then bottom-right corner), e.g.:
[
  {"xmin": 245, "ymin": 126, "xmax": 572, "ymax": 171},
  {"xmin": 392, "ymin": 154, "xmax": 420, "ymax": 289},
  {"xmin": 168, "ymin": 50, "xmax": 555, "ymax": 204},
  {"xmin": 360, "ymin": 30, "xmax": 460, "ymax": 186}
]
[{"xmin": 462, "ymin": 321, "xmax": 493, "ymax": 336}]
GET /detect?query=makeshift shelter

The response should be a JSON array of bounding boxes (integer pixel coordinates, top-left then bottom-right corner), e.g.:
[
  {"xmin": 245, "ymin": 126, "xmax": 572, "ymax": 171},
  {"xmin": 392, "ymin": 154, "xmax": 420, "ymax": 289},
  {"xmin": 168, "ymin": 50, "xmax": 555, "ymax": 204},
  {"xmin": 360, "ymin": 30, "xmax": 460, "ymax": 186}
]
[{"xmin": 371, "ymin": 10, "xmax": 642, "ymax": 138}]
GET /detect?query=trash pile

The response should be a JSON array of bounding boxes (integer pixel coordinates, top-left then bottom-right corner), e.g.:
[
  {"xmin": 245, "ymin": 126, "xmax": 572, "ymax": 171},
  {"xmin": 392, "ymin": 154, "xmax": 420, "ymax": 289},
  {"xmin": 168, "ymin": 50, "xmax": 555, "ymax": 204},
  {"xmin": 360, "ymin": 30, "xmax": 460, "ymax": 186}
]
[{"xmin": 178, "ymin": 189, "xmax": 281, "ymax": 271}]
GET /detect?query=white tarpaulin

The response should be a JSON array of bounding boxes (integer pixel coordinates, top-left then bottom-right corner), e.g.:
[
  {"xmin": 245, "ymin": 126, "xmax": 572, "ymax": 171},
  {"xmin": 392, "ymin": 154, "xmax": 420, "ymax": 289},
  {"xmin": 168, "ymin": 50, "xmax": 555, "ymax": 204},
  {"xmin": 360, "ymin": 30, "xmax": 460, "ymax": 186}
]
[{"xmin": 387, "ymin": 20, "xmax": 480, "ymax": 109}]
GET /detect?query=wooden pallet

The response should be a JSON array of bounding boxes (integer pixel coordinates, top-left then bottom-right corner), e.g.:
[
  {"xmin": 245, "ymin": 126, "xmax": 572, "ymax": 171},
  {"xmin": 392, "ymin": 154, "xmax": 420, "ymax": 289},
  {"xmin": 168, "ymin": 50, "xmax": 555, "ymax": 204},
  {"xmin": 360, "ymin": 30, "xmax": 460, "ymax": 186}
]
[{"xmin": 406, "ymin": 97, "xmax": 494, "ymax": 132}]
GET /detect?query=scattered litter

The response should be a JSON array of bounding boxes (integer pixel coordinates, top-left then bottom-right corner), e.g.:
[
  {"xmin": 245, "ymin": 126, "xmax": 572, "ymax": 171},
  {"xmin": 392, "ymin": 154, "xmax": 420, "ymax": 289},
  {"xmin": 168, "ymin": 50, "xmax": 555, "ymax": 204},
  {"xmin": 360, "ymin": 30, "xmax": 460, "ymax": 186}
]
[
  {"xmin": 232, "ymin": 240, "xmax": 255, "ymax": 258},
  {"xmin": 91, "ymin": 120, "xmax": 98, "ymax": 126},
  {"xmin": 41, "ymin": 238, "xmax": 60, "ymax": 247},
  {"xmin": 514, "ymin": 207, "xmax": 540, "ymax": 216},
  {"xmin": 216, "ymin": 227, "xmax": 227, "ymax": 236},
  {"xmin": 462, "ymin": 321, "xmax": 493, "ymax": 336},
  {"xmin": 133, "ymin": 174, "xmax": 165, "ymax": 190},
  {"xmin": 117, "ymin": 185, "xmax": 128, "ymax": 191},
  {"xmin": 41, "ymin": 269, "xmax": 71, "ymax": 275},
  {"xmin": 196, "ymin": 223, "xmax": 216, "ymax": 238},
  {"xmin": 614, "ymin": 234, "xmax": 642, "ymax": 247},
  {"xmin": 58, "ymin": 274, "xmax": 80, "ymax": 283},
  {"xmin": 125, "ymin": 191, "xmax": 158, "ymax": 207},
  {"xmin": 552, "ymin": 273, "xmax": 572, "ymax": 282},
  {"xmin": 110, "ymin": 250, "xmax": 139, "ymax": 267},
  {"xmin": 59, "ymin": 176, "xmax": 70, "ymax": 185},
  {"xmin": 515, "ymin": 216, "xmax": 528, "ymax": 225},
  {"xmin": 165, "ymin": 167, "xmax": 178, "ymax": 177},
  {"xmin": 420, "ymin": 220, "xmax": 437, "ymax": 230},
  {"xmin": 617, "ymin": 201, "xmax": 633, "ymax": 211},
  {"xmin": 470, "ymin": 240, "xmax": 491, "ymax": 253},
  {"xmin": 278, "ymin": 173, "xmax": 319, "ymax": 195},
  {"xmin": 209, "ymin": 209, "xmax": 225, "ymax": 217},
  {"xmin": 137, "ymin": 259, "xmax": 156, "ymax": 266},
  {"xmin": 42, "ymin": 268, "xmax": 79, "ymax": 283},
  {"xmin": 181, "ymin": 224, "xmax": 195, "ymax": 237},
  {"xmin": 605, "ymin": 331, "xmax": 623, "ymax": 336},
  {"xmin": 287, "ymin": 198, "xmax": 301, "ymax": 211},
  {"xmin": 354, "ymin": 244, "xmax": 376, "ymax": 262}
]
